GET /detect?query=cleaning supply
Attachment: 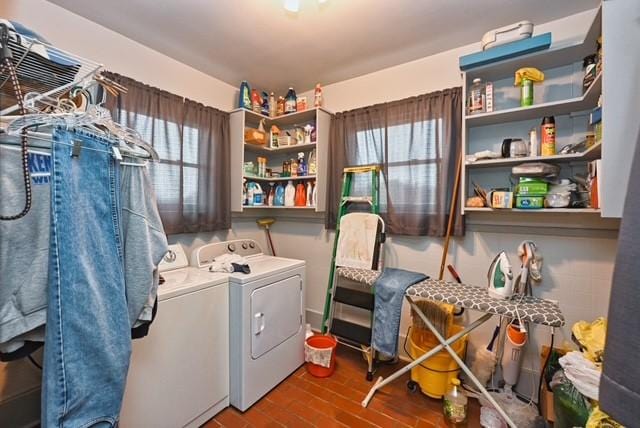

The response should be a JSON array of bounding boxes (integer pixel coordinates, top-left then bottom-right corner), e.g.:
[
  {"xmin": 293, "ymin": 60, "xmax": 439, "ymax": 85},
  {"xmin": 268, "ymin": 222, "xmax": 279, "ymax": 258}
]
[
  {"xmin": 312, "ymin": 182, "xmax": 317, "ymax": 208},
  {"xmin": 514, "ymin": 67, "xmax": 544, "ymax": 107},
  {"xmin": 501, "ymin": 322, "xmax": 528, "ymax": 388},
  {"xmin": 238, "ymin": 80, "xmax": 251, "ymax": 109},
  {"xmin": 314, "ymin": 83, "xmax": 323, "ymax": 107},
  {"xmin": 443, "ymin": 378, "xmax": 467, "ymax": 423},
  {"xmin": 256, "ymin": 218, "xmax": 276, "ymax": 255},
  {"xmin": 541, "ymin": 116, "xmax": 556, "ymax": 156},
  {"xmin": 268, "ymin": 92, "xmax": 276, "ymax": 117},
  {"xmin": 470, "ymin": 326, "xmax": 500, "ymax": 387},
  {"xmin": 290, "ymin": 158, "xmax": 298, "ymax": 177},
  {"xmin": 246, "ymin": 182, "xmax": 256, "ymax": 206},
  {"xmin": 297, "ymin": 152, "xmax": 307, "ymax": 176},
  {"xmin": 467, "ymin": 78, "xmax": 485, "ymax": 114},
  {"xmin": 583, "ymin": 54, "xmax": 598, "ymax": 92},
  {"xmin": 261, "ymin": 91, "xmax": 270, "ymax": 116},
  {"xmin": 284, "ymin": 180, "xmax": 295, "ymax": 206},
  {"xmin": 304, "ymin": 124, "xmax": 314, "ymax": 145},
  {"xmin": 306, "ymin": 182, "xmax": 313, "ymax": 207},
  {"xmin": 276, "ymin": 96, "xmax": 285, "ymax": 116},
  {"xmin": 487, "ymin": 251, "xmax": 514, "ymax": 299},
  {"xmin": 308, "ymin": 149, "xmax": 317, "ymax": 175},
  {"xmin": 285, "ymin": 87, "xmax": 297, "ymax": 114},
  {"xmin": 252, "ymin": 182, "xmax": 264, "ymax": 206},
  {"xmin": 251, "ymin": 89, "xmax": 261, "ymax": 114},
  {"xmin": 267, "ymin": 183, "xmax": 275, "ymax": 206},
  {"xmin": 295, "ymin": 182, "xmax": 306, "ymax": 206},
  {"xmin": 274, "ymin": 183, "xmax": 285, "ymax": 206},
  {"xmin": 529, "ymin": 127, "xmax": 539, "ymax": 156}
]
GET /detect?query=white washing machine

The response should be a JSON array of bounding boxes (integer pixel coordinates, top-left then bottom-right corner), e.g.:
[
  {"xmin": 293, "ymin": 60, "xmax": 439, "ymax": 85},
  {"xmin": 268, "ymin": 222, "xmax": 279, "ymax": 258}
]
[
  {"xmin": 120, "ymin": 244, "xmax": 229, "ymax": 428},
  {"xmin": 192, "ymin": 239, "xmax": 305, "ymax": 411}
]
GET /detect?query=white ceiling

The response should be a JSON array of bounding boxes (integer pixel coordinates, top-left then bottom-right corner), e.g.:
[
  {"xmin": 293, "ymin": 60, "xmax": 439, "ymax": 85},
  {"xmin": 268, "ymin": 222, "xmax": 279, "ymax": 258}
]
[{"xmin": 49, "ymin": 0, "xmax": 599, "ymax": 94}]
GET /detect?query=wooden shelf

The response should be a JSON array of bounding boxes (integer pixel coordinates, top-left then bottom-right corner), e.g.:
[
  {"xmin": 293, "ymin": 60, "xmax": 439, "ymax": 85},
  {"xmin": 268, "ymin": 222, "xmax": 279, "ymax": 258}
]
[
  {"xmin": 464, "ymin": 207, "xmax": 601, "ymax": 213},
  {"xmin": 465, "ymin": 8, "xmax": 601, "ymax": 82},
  {"xmin": 242, "ymin": 205, "xmax": 316, "ymax": 210},
  {"xmin": 466, "ymin": 142, "xmax": 601, "ymax": 169},
  {"xmin": 466, "ymin": 73, "xmax": 601, "ymax": 127},
  {"xmin": 244, "ymin": 142, "xmax": 317, "ymax": 154},
  {"xmin": 244, "ymin": 175, "xmax": 317, "ymax": 182}
]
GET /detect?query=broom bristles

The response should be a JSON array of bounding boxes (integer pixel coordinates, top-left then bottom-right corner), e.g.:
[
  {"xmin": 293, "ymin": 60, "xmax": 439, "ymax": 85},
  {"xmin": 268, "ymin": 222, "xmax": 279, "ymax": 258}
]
[{"xmin": 411, "ymin": 300, "xmax": 454, "ymax": 338}]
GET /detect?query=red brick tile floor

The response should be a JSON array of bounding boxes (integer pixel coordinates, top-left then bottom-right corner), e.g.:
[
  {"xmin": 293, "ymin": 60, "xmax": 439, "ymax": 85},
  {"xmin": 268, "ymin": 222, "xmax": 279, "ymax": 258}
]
[{"xmin": 204, "ymin": 344, "xmax": 481, "ymax": 427}]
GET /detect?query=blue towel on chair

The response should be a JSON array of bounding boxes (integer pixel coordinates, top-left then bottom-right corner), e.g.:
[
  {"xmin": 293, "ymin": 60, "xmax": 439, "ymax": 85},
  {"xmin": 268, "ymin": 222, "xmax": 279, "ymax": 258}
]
[{"xmin": 372, "ymin": 268, "xmax": 428, "ymax": 357}]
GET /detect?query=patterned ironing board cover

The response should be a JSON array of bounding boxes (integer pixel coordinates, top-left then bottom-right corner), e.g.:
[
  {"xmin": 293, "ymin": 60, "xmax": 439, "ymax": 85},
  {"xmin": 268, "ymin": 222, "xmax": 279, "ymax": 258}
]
[{"xmin": 337, "ymin": 267, "xmax": 564, "ymax": 327}]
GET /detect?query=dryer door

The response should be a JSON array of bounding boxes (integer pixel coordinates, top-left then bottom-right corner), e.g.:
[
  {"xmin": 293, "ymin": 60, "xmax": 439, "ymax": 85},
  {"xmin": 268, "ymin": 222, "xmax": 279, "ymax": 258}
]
[{"xmin": 251, "ymin": 274, "xmax": 303, "ymax": 359}]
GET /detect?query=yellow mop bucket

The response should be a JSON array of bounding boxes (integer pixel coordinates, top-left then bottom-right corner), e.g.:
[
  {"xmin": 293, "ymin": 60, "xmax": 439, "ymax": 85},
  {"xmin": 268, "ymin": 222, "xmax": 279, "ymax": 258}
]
[{"xmin": 406, "ymin": 325, "xmax": 467, "ymax": 399}]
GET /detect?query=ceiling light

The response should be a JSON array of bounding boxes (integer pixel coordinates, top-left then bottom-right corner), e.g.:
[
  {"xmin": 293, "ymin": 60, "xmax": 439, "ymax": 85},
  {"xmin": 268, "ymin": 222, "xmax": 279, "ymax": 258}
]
[
  {"xmin": 284, "ymin": 0, "xmax": 300, "ymax": 13},
  {"xmin": 283, "ymin": 0, "xmax": 329, "ymax": 13}
]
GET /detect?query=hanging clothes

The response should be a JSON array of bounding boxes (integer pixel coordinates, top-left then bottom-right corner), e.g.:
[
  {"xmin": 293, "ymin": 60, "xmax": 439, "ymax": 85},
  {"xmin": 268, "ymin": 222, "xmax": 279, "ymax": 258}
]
[
  {"xmin": 0, "ymin": 138, "xmax": 50, "ymax": 358},
  {"xmin": 42, "ymin": 128, "xmax": 130, "ymax": 427}
]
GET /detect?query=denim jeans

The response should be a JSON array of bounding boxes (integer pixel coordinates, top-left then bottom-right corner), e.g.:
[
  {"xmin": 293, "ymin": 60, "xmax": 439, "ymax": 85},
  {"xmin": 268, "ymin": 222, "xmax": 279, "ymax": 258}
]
[{"xmin": 43, "ymin": 128, "xmax": 131, "ymax": 427}]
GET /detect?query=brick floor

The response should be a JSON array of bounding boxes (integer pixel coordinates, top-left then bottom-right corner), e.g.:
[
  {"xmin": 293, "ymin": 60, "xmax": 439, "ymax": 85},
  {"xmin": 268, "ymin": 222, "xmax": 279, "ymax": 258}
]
[{"xmin": 203, "ymin": 345, "xmax": 481, "ymax": 427}]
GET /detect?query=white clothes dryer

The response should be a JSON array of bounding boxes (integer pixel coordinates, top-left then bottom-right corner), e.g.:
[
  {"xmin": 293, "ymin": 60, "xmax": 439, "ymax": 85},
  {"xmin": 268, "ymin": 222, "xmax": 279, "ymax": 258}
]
[{"xmin": 193, "ymin": 239, "xmax": 305, "ymax": 411}]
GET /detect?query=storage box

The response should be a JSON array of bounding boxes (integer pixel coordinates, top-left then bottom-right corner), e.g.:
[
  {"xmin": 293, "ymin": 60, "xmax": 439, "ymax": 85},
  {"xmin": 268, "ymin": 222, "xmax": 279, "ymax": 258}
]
[
  {"xmin": 516, "ymin": 195, "xmax": 544, "ymax": 209},
  {"xmin": 516, "ymin": 179, "xmax": 548, "ymax": 195},
  {"xmin": 491, "ymin": 191, "xmax": 513, "ymax": 209},
  {"xmin": 278, "ymin": 136, "xmax": 295, "ymax": 146}
]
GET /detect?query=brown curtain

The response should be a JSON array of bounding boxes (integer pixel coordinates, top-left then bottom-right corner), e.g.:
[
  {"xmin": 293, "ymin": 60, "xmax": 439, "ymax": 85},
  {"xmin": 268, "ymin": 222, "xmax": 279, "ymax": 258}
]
[
  {"xmin": 326, "ymin": 87, "xmax": 463, "ymax": 236},
  {"xmin": 104, "ymin": 72, "xmax": 230, "ymax": 234}
]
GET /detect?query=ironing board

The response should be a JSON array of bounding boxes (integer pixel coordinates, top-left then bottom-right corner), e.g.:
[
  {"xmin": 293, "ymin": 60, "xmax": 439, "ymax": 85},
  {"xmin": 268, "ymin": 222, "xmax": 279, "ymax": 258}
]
[{"xmin": 337, "ymin": 267, "xmax": 565, "ymax": 428}]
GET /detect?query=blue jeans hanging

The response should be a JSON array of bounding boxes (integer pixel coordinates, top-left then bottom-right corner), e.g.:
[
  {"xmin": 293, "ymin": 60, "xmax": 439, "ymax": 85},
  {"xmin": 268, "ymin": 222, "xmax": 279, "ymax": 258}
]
[{"xmin": 42, "ymin": 128, "xmax": 130, "ymax": 428}]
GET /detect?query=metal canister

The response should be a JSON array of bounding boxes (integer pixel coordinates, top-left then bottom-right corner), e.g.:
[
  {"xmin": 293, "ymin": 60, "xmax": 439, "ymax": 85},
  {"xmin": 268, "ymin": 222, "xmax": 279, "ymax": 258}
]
[
  {"xmin": 541, "ymin": 116, "xmax": 556, "ymax": 156},
  {"xmin": 520, "ymin": 78, "xmax": 533, "ymax": 107}
]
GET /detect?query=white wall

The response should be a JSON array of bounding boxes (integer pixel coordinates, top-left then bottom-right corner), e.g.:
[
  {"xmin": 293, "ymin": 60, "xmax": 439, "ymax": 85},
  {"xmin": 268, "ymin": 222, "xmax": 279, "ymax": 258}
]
[{"xmin": 0, "ymin": 0, "xmax": 238, "ymax": 109}]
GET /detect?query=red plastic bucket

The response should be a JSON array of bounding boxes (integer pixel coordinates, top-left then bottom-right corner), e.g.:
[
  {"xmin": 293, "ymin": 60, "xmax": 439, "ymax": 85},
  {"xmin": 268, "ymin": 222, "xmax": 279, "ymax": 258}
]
[{"xmin": 305, "ymin": 335, "xmax": 337, "ymax": 377}]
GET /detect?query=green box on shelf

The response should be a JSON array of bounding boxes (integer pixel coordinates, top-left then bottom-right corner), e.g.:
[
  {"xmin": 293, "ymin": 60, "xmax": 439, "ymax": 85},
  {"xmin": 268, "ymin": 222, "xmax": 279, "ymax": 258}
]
[
  {"xmin": 516, "ymin": 195, "xmax": 545, "ymax": 209},
  {"xmin": 517, "ymin": 178, "xmax": 548, "ymax": 195}
]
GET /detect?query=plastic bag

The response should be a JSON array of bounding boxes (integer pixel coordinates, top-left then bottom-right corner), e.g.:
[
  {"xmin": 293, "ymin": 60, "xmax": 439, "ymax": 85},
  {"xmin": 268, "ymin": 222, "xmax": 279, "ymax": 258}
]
[{"xmin": 551, "ymin": 370, "xmax": 591, "ymax": 428}]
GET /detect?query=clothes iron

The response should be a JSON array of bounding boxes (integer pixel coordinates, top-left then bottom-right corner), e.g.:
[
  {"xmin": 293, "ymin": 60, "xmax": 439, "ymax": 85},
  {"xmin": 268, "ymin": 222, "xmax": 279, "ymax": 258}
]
[{"xmin": 487, "ymin": 251, "xmax": 514, "ymax": 299}]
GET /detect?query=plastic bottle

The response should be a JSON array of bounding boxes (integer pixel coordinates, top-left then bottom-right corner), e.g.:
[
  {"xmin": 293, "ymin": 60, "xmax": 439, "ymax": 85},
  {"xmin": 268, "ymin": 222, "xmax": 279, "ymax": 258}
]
[
  {"xmin": 285, "ymin": 87, "xmax": 297, "ymax": 114},
  {"xmin": 253, "ymin": 183, "xmax": 263, "ymax": 206},
  {"xmin": 239, "ymin": 81, "xmax": 251, "ymax": 109},
  {"xmin": 541, "ymin": 116, "xmax": 556, "ymax": 156},
  {"xmin": 295, "ymin": 182, "xmax": 306, "ymax": 206},
  {"xmin": 443, "ymin": 378, "xmax": 467, "ymax": 423},
  {"xmin": 467, "ymin": 78, "xmax": 485, "ymax": 114},
  {"xmin": 251, "ymin": 89, "xmax": 262, "ymax": 114},
  {"xmin": 274, "ymin": 183, "xmax": 285, "ymax": 206},
  {"xmin": 290, "ymin": 158, "xmax": 298, "ymax": 177},
  {"xmin": 268, "ymin": 92, "xmax": 276, "ymax": 117},
  {"xmin": 312, "ymin": 183, "xmax": 317, "ymax": 208},
  {"xmin": 314, "ymin": 83, "xmax": 323, "ymax": 107},
  {"xmin": 247, "ymin": 182, "xmax": 255, "ymax": 206},
  {"xmin": 308, "ymin": 149, "xmax": 317, "ymax": 175},
  {"xmin": 306, "ymin": 182, "xmax": 313, "ymax": 207},
  {"xmin": 284, "ymin": 181, "xmax": 296, "ymax": 207},
  {"xmin": 267, "ymin": 183, "xmax": 275, "ymax": 206},
  {"xmin": 261, "ymin": 91, "xmax": 270, "ymax": 116},
  {"xmin": 277, "ymin": 96, "xmax": 285, "ymax": 116},
  {"xmin": 297, "ymin": 152, "xmax": 307, "ymax": 176},
  {"xmin": 529, "ymin": 128, "xmax": 539, "ymax": 157}
]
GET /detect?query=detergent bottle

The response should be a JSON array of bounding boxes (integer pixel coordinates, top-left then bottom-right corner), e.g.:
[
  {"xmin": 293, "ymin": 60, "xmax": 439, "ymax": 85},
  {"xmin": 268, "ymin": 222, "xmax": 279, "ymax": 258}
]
[
  {"xmin": 306, "ymin": 182, "xmax": 313, "ymax": 207},
  {"xmin": 284, "ymin": 181, "xmax": 295, "ymax": 207},
  {"xmin": 295, "ymin": 182, "xmax": 306, "ymax": 206},
  {"xmin": 274, "ymin": 183, "xmax": 285, "ymax": 206},
  {"xmin": 238, "ymin": 80, "xmax": 251, "ymax": 109}
]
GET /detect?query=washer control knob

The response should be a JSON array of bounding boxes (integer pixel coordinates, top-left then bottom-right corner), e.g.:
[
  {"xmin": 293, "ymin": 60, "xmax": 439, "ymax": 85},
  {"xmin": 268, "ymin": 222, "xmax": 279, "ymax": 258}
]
[
  {"xmin": 249, "ymin": 242, "xmax": 256, "ymax": 249},
  {"xmin": 242, "ymin": 242, "xmax": 248, "ymax": 250},
  {"xmin": 164, "ymin": 250, "xmax": 177, "ymax": 263},
  {"xmin": 227, "ymin": 243, "xmax": 236, "ymax": 252}
]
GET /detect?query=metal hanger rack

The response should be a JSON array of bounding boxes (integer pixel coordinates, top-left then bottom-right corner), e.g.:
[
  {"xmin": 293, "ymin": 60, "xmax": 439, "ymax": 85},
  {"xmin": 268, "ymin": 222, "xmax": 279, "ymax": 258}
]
[{"xmin": 0, "ymin": 25, "xmax": 102, "ymax": 116}]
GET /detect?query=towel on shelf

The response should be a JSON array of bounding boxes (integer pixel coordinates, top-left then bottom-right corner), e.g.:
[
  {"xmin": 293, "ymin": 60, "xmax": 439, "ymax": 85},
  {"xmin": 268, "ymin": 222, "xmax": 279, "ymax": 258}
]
[{"xmin": 372, "ymin": 268, "xmax": 428, "ymax": 357}]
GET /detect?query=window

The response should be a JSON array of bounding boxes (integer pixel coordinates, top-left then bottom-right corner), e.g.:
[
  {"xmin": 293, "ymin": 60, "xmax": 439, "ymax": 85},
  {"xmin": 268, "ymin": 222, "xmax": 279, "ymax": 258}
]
[{"xmin": 327, "ymin": 88, "xmax": 462, "ymax": 236}]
